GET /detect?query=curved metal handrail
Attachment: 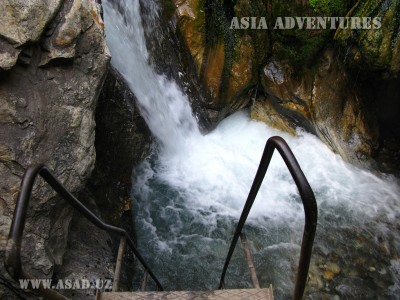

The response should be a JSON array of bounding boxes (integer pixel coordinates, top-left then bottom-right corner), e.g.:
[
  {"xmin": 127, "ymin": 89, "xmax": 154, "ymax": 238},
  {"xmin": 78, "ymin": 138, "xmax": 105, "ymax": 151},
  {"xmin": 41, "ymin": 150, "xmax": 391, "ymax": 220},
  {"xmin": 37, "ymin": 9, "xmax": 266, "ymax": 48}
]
[
  {"xmin": 5, "ymin": 164, "xmax": 163, "ymax": 298},
  {"xmin": 218, "ymin": 136, "xmax": 318, "ymax": 300}
]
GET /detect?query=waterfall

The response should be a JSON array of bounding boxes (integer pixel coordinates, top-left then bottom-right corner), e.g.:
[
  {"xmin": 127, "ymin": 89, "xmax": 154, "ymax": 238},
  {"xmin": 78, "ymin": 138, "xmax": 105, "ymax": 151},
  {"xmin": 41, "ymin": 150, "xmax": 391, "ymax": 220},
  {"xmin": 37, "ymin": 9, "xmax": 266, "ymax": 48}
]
[
  {"xmin": 103, "ymin": 1, "xmax": 400, "ymax": 298},
  {"xmin": 103, "ymin": 0, "xmax": 201, "ymax": 152}
]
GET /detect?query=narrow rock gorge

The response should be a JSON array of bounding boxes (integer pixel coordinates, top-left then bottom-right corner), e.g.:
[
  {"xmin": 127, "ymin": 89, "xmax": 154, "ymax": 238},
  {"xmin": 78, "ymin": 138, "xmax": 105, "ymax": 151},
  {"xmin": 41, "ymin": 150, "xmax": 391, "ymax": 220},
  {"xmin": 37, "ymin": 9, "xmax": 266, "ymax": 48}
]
[{"xmin": 0, "ymin": 0, "xmax": 399, "ymax": 299}]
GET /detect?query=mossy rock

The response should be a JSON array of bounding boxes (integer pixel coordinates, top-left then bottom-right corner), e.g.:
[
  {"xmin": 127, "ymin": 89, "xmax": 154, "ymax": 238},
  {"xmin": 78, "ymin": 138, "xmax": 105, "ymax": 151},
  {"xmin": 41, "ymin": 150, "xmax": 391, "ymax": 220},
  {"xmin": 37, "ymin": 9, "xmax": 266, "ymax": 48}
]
[
  {"xmin": 160, "ymin": 0, "xmax": 177, "ymax": 21},
  {"xmin": 335, "ymin": 0, "xmax": 400, "ymax": 72},
  {"xmin": 309, "ymin": 0, "xmax": 351, "ymax": 15},
  {"xmin": 270, "ymin": 1, "xmax": 326, "ymax": 70},
  {"xmin": 268, "ymin": 0, "xmax": 356, "ymax": 70}
]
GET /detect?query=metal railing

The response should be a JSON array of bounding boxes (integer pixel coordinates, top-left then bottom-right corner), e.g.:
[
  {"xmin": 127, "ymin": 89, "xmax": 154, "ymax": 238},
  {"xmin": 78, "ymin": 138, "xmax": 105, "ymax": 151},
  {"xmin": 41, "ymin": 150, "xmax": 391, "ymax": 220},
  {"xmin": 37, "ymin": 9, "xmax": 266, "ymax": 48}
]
[
  {"xmin": 5, "ymin": 164, "xmax": 163, "ymax": 299},
  {"xmin": 219, "ymin": 136, "xmax": 318, "ymax": 300}
]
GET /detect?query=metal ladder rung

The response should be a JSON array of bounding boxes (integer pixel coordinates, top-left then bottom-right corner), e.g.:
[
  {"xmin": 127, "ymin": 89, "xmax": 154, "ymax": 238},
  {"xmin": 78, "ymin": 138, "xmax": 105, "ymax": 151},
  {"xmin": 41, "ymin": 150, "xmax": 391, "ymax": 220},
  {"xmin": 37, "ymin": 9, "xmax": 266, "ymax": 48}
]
[
  {"xmin": 141, "ymin": 270, "xmax": 149, "ymax": 291},
  {"xmin": 240, "ymin": 232, "xmax": 260, "ymax": 289}
]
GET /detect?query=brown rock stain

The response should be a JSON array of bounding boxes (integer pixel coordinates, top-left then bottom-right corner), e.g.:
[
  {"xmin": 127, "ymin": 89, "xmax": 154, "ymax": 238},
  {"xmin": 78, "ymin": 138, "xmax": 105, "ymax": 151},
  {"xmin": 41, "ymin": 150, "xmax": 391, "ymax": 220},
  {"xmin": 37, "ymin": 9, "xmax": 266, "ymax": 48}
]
[
  {"xmin": 202, "ymin": 43, "xmax": 225, "ymax": 101},
  {"xmin": 226, "ymin": 37, "xmax": 254, "ymax": 102}
]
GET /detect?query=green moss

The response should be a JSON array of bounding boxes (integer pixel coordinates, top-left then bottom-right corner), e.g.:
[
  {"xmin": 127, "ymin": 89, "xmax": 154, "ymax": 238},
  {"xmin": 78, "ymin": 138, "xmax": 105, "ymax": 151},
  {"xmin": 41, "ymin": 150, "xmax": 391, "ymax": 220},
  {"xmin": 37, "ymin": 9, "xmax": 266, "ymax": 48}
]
[
  {"xmin": 267, "ymin": 0, "xmax": 356, "ymax": 70},
  {"xmin": 203, "ymin": 0, "xmax": 233, "ymax": 47},
  {"xmin": 268, "ymin": 1, "xmax": 322, "ymax": 70},
  {"xmin": 274, "ymin": 30, "xmax": 327, "ymax": 70},
  {"xmin": 344, "ymin": 0, "xmax": 381, "ymax": 19},
  {"xmin": 160, "ymin": 0, "xmax": 176, "ymax": 21},
  {"xmin": 309, "ymin": 0, "xmax": 350, "ymax": 15},
  {"xmin": 194, "ymin": 0, "xmax": 206, "ymax": 37},
  {"xmin": 335, "ymin": 0, "xmax": 399, "ymax": 71}
]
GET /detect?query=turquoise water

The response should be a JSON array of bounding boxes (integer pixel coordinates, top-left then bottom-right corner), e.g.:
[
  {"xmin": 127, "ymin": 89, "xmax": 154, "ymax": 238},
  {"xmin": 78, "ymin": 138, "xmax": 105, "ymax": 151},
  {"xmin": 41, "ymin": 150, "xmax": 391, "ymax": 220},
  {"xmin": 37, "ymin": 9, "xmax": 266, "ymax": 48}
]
[
  {"xmin": 131, "ymin": 111, "xmax": 400, "ymax": 299},
  {"xmin": 103, "ymin": 0, "xmax": 400, "ymax": 298}
]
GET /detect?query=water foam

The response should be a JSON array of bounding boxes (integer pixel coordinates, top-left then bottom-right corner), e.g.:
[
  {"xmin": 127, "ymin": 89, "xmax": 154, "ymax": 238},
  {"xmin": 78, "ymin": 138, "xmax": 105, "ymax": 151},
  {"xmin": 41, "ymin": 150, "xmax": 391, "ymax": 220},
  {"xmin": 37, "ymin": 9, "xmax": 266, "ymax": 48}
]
[
  {"xmin": 103, "ymin": 0, "xmax": 200, "ymax": 152},
  {"xmin": 103, "ymin": 0, "xmax": 400, "ymax": 297},
  {"xmin": 132, "ymin": 111, "xmax": 400, "ymax": 297}
]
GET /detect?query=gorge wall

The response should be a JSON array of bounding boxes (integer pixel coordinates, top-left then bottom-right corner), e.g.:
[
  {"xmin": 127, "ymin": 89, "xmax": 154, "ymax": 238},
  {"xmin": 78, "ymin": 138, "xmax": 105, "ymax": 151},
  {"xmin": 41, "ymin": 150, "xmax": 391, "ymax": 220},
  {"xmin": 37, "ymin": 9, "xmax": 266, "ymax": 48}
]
[
  {"xmin": 0, "ymin": 0, "xmax": 151, "ymax": 298},
  {"xmin": 171, "ymin": 0, "xmax": 400, "ymax": 174}
]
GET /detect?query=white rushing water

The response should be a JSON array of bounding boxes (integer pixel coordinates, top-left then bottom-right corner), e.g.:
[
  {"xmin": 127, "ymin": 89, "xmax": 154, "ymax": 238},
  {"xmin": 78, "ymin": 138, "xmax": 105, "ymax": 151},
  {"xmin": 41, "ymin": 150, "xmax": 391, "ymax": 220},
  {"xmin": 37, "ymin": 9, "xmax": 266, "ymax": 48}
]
[
  {"xmin": 103, "ymin": 0, "xmax": 400, "ymax": 298},
  {"xmin": 103, "ymin": 0, "xmax": 200, "ymax": 152}
]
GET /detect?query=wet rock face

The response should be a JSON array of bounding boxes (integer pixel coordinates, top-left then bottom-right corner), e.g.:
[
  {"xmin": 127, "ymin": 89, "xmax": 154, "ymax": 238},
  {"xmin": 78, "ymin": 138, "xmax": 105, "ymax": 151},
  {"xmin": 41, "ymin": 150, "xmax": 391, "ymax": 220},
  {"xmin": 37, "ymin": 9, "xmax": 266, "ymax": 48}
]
[
  {"xmin": 252, "ymin": 50, "xmax": 381, "ymax": 169},
  {"xmin": 312, "ymin": 50, "xmax": 380, "ymax": 166},
  {"xmin": 140, "ymin": 0, "xmax": 212, "ymax": 130},
  {"xmin": 90, "ymin": 67, "xmax": 152, "ymax": 225},
  {"xmin": 0, "ymin": 0, "xmax": 109, "ymax": 298},
  {"xmin": 172, "ymin": 0, "xmax": 340, "ymax": 115},
  {"xmin": 335, "ymin": 0, "xmax": 400, "ymax": 73},
  {"xmin": 171, "ymin": 0, "xmax": 399, "ymax": 173},
  {"xmin": 173, "ymin": 0, "xmax": 262, "ymax": 118},
  {"xmin": 334, "ymin": 0, "xmax": 400, "ymax": 172},
  {"xmin": 86, "ymin": 68, "xmax": 153, "ymax": 292}
]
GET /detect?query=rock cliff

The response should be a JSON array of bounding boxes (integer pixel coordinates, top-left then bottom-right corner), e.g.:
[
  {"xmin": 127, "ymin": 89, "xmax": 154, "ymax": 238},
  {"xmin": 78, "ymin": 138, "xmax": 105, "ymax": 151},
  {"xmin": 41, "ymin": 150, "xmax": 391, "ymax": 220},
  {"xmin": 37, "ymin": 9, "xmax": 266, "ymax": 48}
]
[
  {"xmin": 170, "ymin": 0, "xmax": 400, "ymax": 173},
  {"xmin": 0, "ymin": 0, "xmax": 110, "ymax": 298}
]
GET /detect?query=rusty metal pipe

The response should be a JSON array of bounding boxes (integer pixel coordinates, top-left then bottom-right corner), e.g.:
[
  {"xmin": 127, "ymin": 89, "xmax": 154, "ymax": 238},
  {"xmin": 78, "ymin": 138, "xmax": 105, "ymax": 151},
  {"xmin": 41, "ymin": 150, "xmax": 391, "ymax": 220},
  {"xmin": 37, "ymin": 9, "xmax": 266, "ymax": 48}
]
[
  {"xmin": 219, "ymin": 136, "xmax": 317, "ymax": 300},
  {"xmin": 5, "ymin": 164, "xmax": 163, "ymax": 296}
]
